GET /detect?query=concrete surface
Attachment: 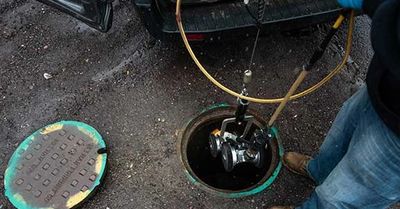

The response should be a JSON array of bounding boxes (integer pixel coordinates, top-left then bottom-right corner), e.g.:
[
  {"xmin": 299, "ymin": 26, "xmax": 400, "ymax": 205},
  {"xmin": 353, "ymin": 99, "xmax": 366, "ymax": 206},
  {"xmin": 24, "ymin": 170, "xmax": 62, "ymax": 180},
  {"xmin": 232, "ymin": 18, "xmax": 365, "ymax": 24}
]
[{"xmin": 1, "ymin": 0, "xmax": 396, "ymax": 208}]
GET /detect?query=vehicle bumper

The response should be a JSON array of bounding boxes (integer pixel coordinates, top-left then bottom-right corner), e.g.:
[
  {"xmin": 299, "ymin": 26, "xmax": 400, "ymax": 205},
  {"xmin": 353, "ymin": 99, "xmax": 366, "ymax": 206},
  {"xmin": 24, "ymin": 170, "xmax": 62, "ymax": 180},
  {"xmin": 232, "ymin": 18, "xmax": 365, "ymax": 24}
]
[{"xmin": 133, "ymin": 0, "xmax": 342, "ymax": 40}]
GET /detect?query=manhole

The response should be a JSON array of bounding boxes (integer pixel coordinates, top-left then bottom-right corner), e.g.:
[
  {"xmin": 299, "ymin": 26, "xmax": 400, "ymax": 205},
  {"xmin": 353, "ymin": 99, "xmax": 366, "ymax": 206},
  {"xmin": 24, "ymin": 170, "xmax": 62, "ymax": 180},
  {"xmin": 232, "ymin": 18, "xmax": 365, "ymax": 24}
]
[
  {"xmin": 4, "ymin": 121, "xmax": 107, "ymax": 209},
  {"xmin": 178, "ymin": 104, "xmax": 283, "ymax": 198}
]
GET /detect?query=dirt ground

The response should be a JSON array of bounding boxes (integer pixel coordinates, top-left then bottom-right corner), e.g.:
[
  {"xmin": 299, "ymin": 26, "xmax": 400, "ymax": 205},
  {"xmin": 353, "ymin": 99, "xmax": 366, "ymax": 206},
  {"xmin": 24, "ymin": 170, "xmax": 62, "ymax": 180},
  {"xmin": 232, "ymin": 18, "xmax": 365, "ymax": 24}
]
[{"xmin": 2, "ymin": 0, "xmax": 396, "ymax": 208}]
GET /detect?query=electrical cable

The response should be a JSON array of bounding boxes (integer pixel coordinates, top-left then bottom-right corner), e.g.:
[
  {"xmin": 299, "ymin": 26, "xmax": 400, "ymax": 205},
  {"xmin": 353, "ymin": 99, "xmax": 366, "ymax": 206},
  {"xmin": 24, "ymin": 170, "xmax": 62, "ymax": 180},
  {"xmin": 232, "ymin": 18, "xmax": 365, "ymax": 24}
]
[
  {"xmin": 246, "ymin": 0, "xmax": 266, "ymax": 73},
  {"xmin": 175, "ymin": 4, "xmax": 355, "ymax": 104}
]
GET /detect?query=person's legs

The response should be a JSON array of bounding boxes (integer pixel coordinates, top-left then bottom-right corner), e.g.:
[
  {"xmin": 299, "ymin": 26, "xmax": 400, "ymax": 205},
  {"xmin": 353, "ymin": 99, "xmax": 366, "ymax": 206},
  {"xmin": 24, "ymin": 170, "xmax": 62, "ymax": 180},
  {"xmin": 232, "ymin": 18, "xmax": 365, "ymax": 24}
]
[
  {"xmin": 297, "ymin": 90, "xmax": 400, "ymax": 209},
  {"xmin": 307, "ymin": 86, "xmax": 370, "ymax": 185}
]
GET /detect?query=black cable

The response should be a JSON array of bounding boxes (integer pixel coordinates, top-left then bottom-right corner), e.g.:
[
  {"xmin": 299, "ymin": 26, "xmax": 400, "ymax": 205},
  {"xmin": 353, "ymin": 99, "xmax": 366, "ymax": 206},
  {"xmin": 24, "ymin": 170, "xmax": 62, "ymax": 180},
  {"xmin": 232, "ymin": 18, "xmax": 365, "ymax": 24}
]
[
  {"xmin": 256, "ymin": 0, "xmax": 265, "ymax": 22},
  {"xmin": 244, "ymin": 0, "xmax": 265, "ymax": 28}
]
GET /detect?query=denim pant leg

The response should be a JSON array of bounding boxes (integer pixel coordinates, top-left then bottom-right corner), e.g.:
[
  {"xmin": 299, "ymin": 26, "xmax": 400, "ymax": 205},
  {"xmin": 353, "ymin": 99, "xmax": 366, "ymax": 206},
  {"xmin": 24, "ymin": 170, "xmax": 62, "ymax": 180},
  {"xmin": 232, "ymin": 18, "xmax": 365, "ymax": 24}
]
[
  {"xmin": 297, "ymin": 90, "xmax": 400, "ymax": 209},
  {"xmin": 307, "ymin": 87, "xmax": 369, "ymax": 185}
]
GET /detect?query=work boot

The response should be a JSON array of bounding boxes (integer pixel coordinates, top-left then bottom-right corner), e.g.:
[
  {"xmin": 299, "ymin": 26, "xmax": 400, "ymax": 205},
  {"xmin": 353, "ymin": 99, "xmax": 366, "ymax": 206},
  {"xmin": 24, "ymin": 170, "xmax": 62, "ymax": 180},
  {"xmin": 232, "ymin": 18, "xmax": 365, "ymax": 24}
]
[
  {"xmin": 283, "ymin": 152, "xmax": 313, "ymax": 179},
  {"xmin": 268, "ymin": 206, "xmax": 295, "ymax": 209}
]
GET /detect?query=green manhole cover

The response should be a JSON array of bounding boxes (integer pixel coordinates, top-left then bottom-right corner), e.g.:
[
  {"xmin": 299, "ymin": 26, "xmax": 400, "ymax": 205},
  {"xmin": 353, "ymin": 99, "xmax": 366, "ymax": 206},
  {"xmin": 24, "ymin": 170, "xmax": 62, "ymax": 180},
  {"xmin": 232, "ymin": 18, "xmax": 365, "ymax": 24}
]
[{"xmin": 4, "ymin": 121, "xmax": 107, "ymax": 209}]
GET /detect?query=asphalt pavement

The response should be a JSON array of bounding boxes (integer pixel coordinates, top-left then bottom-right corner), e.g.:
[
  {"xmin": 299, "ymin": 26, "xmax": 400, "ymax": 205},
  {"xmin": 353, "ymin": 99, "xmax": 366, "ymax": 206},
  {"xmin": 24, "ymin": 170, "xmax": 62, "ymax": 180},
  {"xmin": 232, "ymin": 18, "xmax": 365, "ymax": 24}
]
[{"xmin": 1, "ymin": 0, "xmax": 389, "ymax": 208}]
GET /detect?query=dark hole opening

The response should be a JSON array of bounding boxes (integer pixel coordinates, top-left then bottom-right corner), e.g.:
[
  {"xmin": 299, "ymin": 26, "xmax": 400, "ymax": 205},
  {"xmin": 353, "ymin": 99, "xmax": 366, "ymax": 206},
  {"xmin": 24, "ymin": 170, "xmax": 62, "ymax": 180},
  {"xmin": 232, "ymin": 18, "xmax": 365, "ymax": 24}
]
[{"xmin": 186, "ymin": 117, "xmax": 272, "ymax": 191}]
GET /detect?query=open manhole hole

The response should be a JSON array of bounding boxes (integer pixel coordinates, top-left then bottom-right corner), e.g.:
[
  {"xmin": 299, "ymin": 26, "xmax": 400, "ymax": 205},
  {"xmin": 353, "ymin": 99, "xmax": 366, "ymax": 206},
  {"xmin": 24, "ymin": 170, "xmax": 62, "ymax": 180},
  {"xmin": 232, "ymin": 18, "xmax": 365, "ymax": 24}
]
[
  {"xmin": 4, "ymin": 121, "xmax": 107, "ymax": 209},
  {"xmin": 179, "ymin": 104, "xmax": 283, "ymax": 198}
]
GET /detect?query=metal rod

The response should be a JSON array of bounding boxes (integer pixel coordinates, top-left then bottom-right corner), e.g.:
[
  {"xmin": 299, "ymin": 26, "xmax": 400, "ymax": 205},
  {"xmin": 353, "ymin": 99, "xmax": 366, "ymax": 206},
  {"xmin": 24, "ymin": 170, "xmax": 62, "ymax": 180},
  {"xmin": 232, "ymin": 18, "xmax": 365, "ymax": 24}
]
[
  {"xmin": 268, "ymin": 70, "xmax": 308, "ymax": 126},
  {"xmin": 267, "ymin": 13, "xmax": 347, "ymax": 127}
]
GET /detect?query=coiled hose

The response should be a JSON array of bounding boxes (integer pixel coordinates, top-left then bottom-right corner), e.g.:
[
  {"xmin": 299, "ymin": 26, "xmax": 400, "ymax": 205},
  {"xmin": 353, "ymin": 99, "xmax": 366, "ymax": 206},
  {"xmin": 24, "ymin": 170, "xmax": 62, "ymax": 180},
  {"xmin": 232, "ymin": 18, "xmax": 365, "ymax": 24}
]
[{"xmin": 175, "ymin": 4, "xmax": 355, "ymax": 104}]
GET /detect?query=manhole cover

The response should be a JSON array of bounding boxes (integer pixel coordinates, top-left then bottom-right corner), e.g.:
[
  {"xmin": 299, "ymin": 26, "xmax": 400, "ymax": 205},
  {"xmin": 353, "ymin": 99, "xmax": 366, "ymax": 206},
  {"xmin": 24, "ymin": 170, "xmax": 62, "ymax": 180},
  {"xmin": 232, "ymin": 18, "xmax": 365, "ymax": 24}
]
[{"xmin": 4, "ymin": 121, "xmax": 107, "ymax": 209}]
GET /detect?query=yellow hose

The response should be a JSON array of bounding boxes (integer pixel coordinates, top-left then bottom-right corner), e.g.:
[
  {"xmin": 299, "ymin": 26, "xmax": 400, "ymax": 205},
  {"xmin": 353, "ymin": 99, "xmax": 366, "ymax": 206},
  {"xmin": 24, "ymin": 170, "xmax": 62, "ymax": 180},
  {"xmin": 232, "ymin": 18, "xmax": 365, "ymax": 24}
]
[{"xmin": 175, "ymin": 4, "xmax": 355, "ymax": 104}]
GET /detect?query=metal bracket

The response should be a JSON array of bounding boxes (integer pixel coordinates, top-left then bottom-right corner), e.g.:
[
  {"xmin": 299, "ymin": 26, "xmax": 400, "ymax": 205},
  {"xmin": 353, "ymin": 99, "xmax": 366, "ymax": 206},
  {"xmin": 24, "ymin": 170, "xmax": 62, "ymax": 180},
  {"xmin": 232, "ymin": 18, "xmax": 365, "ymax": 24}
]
[{"xmin": 220, "ymin": 115, "xmax": 254, "ymax": 140}]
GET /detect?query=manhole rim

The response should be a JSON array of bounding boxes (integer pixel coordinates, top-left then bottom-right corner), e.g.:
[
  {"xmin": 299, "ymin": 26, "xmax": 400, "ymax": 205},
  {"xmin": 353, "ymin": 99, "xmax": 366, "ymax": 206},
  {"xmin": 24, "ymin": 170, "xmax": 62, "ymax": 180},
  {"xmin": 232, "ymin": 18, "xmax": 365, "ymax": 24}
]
[
  {"xmin": 178, "ymin": 103, "xmax": 283, "ymax": 198},
  {"xmin": 4, "ymin": 120, "xmax": 108, "ymax": 209}
]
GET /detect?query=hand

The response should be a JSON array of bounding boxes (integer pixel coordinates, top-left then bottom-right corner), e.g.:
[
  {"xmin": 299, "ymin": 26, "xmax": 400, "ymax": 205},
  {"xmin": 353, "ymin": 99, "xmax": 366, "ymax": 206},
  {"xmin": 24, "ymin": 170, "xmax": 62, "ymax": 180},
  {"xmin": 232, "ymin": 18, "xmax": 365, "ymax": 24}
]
[{"xmin": 337, "ymin": 0, "xmax": 363, "ymax": 9}]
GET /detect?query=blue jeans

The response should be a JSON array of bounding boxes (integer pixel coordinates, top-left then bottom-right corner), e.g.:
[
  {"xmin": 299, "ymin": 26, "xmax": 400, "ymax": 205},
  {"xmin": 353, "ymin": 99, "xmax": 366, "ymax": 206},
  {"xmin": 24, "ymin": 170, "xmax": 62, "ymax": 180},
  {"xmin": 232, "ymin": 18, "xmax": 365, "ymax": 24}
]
[{"xmin": 296, "ymin": 86, "xmax": 400, "ymax": 209}]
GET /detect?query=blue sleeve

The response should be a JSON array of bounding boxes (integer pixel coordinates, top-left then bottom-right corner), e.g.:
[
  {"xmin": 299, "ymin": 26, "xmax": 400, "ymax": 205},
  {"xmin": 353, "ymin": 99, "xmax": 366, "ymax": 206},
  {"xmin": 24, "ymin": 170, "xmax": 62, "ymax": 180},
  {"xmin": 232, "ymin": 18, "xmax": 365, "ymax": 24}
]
[{"xmin": 337, "ymin": 0, "xmax": 363, "ymax": 9}]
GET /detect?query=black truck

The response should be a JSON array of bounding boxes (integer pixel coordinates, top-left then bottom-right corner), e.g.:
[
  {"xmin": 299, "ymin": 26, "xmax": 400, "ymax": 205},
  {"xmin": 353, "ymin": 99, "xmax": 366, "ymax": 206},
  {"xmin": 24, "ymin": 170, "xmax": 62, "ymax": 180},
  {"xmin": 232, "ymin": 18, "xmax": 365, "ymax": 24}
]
[{"xmin": 37, "ymin": 0, "xmax": 342, "ymax": 40}]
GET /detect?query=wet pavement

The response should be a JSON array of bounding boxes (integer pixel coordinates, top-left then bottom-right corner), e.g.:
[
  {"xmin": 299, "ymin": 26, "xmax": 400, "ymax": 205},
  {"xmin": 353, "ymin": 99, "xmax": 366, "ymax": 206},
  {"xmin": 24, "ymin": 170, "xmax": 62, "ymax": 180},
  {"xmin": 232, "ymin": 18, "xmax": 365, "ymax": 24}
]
[{"xmin": 2, "ymin": 0, "xmax": 395, "ymax": 208}]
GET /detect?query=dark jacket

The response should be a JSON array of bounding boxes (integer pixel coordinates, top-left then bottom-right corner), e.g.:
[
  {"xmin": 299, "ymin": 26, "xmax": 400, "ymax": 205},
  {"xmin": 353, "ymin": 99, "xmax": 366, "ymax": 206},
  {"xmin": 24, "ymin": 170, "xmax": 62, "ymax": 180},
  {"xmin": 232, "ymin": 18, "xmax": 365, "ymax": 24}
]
[{"xmin": 364, "ymin": 0, "xmax": 400, "ymax": 136}]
